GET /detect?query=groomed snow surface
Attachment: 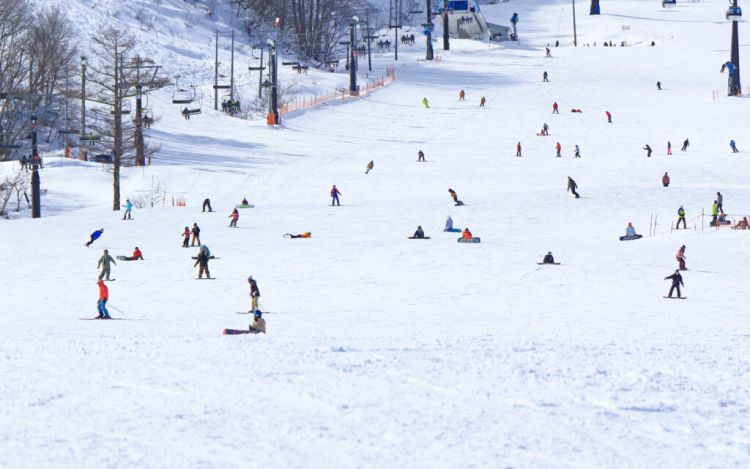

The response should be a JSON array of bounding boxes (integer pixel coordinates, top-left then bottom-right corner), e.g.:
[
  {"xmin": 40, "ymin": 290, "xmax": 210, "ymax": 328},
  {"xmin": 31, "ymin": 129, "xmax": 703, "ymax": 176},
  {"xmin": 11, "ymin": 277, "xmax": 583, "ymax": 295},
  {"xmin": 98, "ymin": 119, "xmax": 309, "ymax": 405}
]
[{"xmin": 2, "ymin": 0, "xmax": 750, "ymax": 467}]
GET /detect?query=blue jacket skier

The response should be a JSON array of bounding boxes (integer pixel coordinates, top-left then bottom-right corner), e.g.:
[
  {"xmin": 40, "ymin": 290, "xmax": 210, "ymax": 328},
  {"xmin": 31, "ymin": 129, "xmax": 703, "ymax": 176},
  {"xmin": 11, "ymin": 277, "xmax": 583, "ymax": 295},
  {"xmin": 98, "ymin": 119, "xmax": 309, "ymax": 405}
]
[{"xmin": 730, "ymin": 140, "xmax": 738, "ymax": 153}]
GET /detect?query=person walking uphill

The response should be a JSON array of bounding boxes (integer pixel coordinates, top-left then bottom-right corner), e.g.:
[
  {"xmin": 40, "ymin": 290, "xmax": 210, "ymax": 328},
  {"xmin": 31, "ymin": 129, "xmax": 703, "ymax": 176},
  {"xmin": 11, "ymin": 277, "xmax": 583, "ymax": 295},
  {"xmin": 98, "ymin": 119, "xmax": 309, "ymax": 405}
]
[
  {"xmin": 194, "ymin": 249, "xmax": 211, "ymax": 279},
  {"xmin": 228, "ymin": 208, "xmax": 239, "ymax": 228},
  {"xmin": 664, "ymin": 270, "xmax": 684, "ymax": 298},
  {"xmin": 330, "ymin": 185, "xmax": 342, "ymax": 206},
  {"xmin": 97, "ymin": 249, "xmax": 116, "ymax": 281},
  {"xmin": 248, "ymin": 276, "xmax": 260, "ymax": 312},
  {"xmin": 85, "ymin": 228, "xmax": 104, "ymax": 247},
  {"xmin": 191, "ymin": 223, "xmax": 201, "ymax": 246},
  {"xmin": 96, "ymin": 280, "xmax": 111, "ymax": 319},
  {"xmin": 122, "ymin": 199, "xmax": 133, "ymax": 220},
  {"xmin": 567, "ymin": 177, "xmax": 580, "ymax": 199}
]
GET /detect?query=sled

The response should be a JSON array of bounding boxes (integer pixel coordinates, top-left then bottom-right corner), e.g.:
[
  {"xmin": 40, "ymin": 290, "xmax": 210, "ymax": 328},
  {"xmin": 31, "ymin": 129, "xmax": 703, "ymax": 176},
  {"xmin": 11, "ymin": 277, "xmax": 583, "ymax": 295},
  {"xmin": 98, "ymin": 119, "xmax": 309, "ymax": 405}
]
[
  {"xmin": 458, "ymin": 237, "xmax": 481, "ymax": 243},
  {"xmin": 444, "ymin": 228, "xmax": 462, "ymax": 233},
  {"xmin": 223, "ymin": 328, "xmax": 262, "ymax": 335},
  {"xmin": 408, "ymin": 236, "xmax": 431, "ymax": 239},
  {"xmin": 619, "ymin": 235, "xmax": 643, "ymax": 241},
  {"xmin": 537, "ymin": 262, "xmax": 561, "ymax": 265},
  {"xmin": 663, "ymin": 296, "xmax": 687, "ymax": 299}
]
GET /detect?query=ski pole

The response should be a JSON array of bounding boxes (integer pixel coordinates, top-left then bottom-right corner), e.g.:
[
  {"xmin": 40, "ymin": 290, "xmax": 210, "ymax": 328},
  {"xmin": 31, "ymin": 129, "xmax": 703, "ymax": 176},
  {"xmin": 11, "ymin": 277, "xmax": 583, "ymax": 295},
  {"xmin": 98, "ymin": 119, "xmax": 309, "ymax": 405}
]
[{"xmin": 107, "ymin": 303, "xmax": 126, "ymax": 316}]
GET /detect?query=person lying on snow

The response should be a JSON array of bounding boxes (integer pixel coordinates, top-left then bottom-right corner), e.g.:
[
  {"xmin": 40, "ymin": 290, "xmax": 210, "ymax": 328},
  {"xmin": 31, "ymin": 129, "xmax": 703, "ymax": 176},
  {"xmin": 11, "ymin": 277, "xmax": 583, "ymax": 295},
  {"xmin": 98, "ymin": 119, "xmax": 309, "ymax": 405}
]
[{"xmin": 284, "ymin": 232, "xmax": 311, "ymax": 238}]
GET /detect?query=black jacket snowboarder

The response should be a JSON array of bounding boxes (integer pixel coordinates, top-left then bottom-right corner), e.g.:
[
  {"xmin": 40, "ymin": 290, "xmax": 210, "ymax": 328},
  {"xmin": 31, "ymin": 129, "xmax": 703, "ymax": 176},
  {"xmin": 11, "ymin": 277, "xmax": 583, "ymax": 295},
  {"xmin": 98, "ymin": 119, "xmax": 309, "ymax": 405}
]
[
  {"xmin": 194, "ymin": 250, "xmax": 210, "ymax": 279},
  {"xmin": 681, "ymin": 138, "xmax": 689, "ymax": 151},
  {"xmin": 643, "ymin": 144, "xmax": 652, "ymax": 157},
  {"xmin": 664, "ymin": 270, "xmax": 684, "ymax": 298}
]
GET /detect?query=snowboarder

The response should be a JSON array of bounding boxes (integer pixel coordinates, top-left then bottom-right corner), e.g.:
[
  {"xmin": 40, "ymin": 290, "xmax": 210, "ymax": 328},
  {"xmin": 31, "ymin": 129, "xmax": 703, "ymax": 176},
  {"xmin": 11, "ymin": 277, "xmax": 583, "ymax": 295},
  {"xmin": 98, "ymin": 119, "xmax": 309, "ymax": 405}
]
[
  {"xmin": 730, "ymin": 140, "xmax": 738, "ymax": 153},
  {"xmin": 448, "ymin": 188, "xmax": 463, "ymax": 206},
  {"xmin": 542, "ymin": 123, "xmax": 549, "ymax": 135},
  {"xmin": 462, "ymin": 228, "xmax": 473, "ymax": 240},
  {"xmin": 330, "ymin": 185, "xmax": 341, "ymax": 206},
  {"xmin": 543, "ymin": 71, "xmax": 549, "ymax": 82},
  {"xmin": 676, "ymin": 206, "xmax": 686, "ymax": 229},
  {"xmin": 194, "ymin": 249, "xmax": 211, "ymax": 279},
  {"xmin": 202, "ymin": 198, "xmax": 212, "ymax": 212},
  {"xmin": 228, "ymin": 209, "xmax": 239, "ymax": 228},
  {"xmin": 621, "ymin": 222, "xmax": 642, "ymax": 240},
  {"xmin": 574, "ymin": 144, "xmax": 581, "ymax": 158},
  {"xmin": 567, "ymin": 177, "xmax": 580, "ymax": 199},
  {"xmin": 199, "ymin": 245, "xmax": 211, "ymax": 258},
  {"xmin": 248, "ymin": 276, "xmax": 260, "ymax": 311},
  {"xmin": 97, "ymin": 249, "xmax": 116, "ymax": 281},
  {"xmin": 85, "ymin": 228, "xmax": 104, "ymax": 247},
  {"xmin": 667, "ymin": 141, "xmax": 672, "ymax": 155},
  {"xmin": 542, "ymin": 251, "xmax": 555, "ymax": 264},
  {"xmin": 664, "ymin": 270, "xmax": 684, "ymax": 298},
  {"xmin": 643, "ymin": 144, "xmax": 652, "ymax": 158},
  {"xmin": 605, "ymin": 111, "xmax": 612, "ymax": 123},
  {"xmin": 459, "ymin": 90, "xmax": 465, "ymax": 101},
  {"xmin": 552, "ymin": 102, "xmax": 559, "ymax": 114},
  {"xmin": 181, "ymin": 227, "xmax": 190, "ymax": 248},
  {"xmin": 249, "ymin": 310, "xmax": 266, "ymax": 334},
  {"xmin": 681, "ymin": 138, "xmax": 689, "ymax": 151},
  {"xmin": 676, "ymin": 245, "xmax": 686, "ymax": 270},
  {"xmin": 422, "ymin": 97, "xmax": 430, "ymax": 108},
  {"xmin": 412, "ymin": 225, "xmax": 425, "ymax": 239},
  {"xmin": 191, "ymin": 223, "xmax": 201, "ymax": 246},
  {"xmin": 418, "ymin": 150, "xmax": 425, "ymax": 162},
  {"xmin": 657, "ymin": 81, "xmax": 662, "ymax": 90},
  {"xmin": 662, "ymin": 172, "xmax": 670, "ymax": 187},
  {"xmin": 516, "ymin": 142, "xmax": 522, "ymax": 157},
  {"xmin": 122, "ymin": 199, "xmax": 133, "ymax": 220},
  {"xmin": 241, "ymin": 198, "xmax": 250, "ymax": 206},
  {"xmin": 479, "ymin": 97, "xmax": 486, "ymax": 107},
  {"xmin": 366, "ymin": 160, "xmax": 374, "ymax": 174},
  {"xmin": 125, "ymin": 247, "xmax": 143, "ymax": 261},
  {"xmin": 555, "ymin": 142, "xmax": 562, "ymax": 157},
  {"xmin": 97, "ymin": 280, "xmax": 111, "ymax": 319},
  {"xmin": 284, "ymin": 232, "xmax": 311, "ymax": 238},
  {"xmin": 545, "ymin": 47, "xmax": 552, "ymax": 58},
  {"xmin": 716, "ymin": 192, "xmax": 724, "ymax": 213},
  {"xmin": 444, "ymin": 216, "xmax": 456, "ymax": 232},
  {"xmin": 711, "ymin": 200, "xmax": 719, "ymax": 225}
]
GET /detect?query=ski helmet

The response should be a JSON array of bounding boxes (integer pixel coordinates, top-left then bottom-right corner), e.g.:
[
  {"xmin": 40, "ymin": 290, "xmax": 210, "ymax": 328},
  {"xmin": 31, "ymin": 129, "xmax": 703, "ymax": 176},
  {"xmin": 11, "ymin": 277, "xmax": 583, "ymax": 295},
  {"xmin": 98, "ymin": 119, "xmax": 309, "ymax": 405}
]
[{"xmin": 254, "ymin": 310, "xmax": 262, "ymax": 319}]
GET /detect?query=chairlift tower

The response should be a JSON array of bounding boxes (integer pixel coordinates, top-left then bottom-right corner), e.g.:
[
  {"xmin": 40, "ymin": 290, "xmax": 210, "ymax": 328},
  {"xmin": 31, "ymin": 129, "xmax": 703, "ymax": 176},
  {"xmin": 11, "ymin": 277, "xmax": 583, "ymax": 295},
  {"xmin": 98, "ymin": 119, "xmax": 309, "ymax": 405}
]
[
  {"xmin": 442, "ymin": 0, "xmax": 450, "ymax": 51},
  {"xmin": 213, "ymin": 30, "xmax": 235, "ymax": 111},
  {"xmin": 264, "ymin": 39, "xmax": 279, "ymax": 125},
  {"xmin": 350, "ymin": 16, "xmax": 360, "ymax": 94},
  {"xmin": 389, "ymin": 0, "xmax": 403, "ymax": 60},
  {"xmin": 425, "ymin": 0, "xmax": 435, "ymax": 61},
  {"xmin": 728, "ymin": 0, "xmax": 742, "ymax": 96}
]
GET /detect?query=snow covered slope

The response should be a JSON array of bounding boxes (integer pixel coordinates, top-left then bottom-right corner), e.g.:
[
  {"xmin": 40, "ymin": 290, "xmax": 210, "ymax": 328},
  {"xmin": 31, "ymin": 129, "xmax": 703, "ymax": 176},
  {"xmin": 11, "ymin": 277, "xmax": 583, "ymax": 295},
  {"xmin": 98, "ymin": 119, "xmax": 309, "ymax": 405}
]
[{"xmin": 2, "ymin": 0, "xmax": 750, "ymax": 467}]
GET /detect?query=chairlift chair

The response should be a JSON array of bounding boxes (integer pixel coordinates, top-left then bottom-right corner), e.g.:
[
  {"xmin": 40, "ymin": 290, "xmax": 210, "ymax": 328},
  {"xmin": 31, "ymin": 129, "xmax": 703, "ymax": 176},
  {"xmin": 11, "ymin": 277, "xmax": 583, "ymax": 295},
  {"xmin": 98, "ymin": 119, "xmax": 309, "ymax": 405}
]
[
  {"xmin": 183, "ymin": 101, "xmax": 202, "ymax": 115},
  {"xmin": 662, "ymin": 0, "xmax": 676, "ymax": 7},
  {"xmin": 172, "ymin": 87, "xmax": 195, "ymax": 104},
  {"xmin": 727, "ymin": 4, "xmax": 742, "ymax": 20}
]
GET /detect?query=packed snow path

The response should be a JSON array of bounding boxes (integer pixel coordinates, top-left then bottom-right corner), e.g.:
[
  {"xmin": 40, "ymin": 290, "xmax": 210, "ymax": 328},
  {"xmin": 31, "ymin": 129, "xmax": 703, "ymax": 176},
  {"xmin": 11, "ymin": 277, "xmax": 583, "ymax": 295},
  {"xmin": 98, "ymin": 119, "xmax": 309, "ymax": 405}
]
[{"xmin": 2, "ymin": 0, "xmax": 750, "ymax": 466}]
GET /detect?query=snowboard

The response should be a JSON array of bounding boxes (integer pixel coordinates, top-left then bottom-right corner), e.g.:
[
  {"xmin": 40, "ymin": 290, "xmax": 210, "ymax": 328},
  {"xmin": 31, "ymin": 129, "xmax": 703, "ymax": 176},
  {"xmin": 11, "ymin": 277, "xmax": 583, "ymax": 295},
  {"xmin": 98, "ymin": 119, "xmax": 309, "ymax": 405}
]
[
  {"xmin": 223, "ymin": 328, "xmax": 261, "ymax": 335},
  {"xmin": 408, "ymin": 236, "xmax": 431, "ymax": 239},
  {"xmin": 191, "ymin": 256, "xmax": 218, "ymax": 259},
  {"xmin": 537, "ymin": 262, "xmax": 561, "ymax": 265},
  {"xmin": 79, "ymin": 317, "xmax": 125, "ymax": 320},
  {"xmin": 458, "ymin": 237, "xmax": 481, "ymax": 243},
  {"xmin": 443, "ymin": 228, "xmax": 462, "ymax": 233},
  {"xmin": 619, "ymin": 235, "xmax": 643, "ymax": 241},
  {"xmin": 237, "ymin": 204, "xmax": 254, "ymax": 209},
  {"xmin": 663, "ymin": 296, "xmax": 687, "ymax": 299},
  {"xmin": 454, "ymin": 201, "xmax": 465, "ymax": 206},
  {"xmin": 196, "ymin": 277, "xmax": 216, "ymax": 280}
]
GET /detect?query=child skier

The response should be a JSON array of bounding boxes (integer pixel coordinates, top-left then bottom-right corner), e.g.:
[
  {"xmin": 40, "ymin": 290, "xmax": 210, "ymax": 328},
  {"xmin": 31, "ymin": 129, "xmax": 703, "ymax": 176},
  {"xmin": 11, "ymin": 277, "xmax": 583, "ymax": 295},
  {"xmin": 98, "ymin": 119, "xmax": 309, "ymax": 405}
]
[
  {"xmin": 182, "ymin": 227, "xmax": 190, "ymax": 247},
  {"xmin": 228, "ymin": 209, "xmax": 239, "ymax": 228}
]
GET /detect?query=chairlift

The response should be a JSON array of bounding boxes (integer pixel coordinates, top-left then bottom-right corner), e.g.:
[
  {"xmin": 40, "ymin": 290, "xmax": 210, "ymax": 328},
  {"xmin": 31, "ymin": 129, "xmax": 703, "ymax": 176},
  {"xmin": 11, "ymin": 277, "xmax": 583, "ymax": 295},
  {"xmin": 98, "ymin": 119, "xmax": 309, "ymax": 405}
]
[
  {"xmin": 182, "ymin": 101, "xmax": 202, "ymax": 115},
  {"xmin": 172, "ymin": 86, "xmax": 196, "ymax": 104},
  {"xmin": 727, "ymin": 4, "xmax": 742, "ymax": 20},
  {"xmin": 662, "ymin": 0, "xmax": 676, "ymax": 7}
]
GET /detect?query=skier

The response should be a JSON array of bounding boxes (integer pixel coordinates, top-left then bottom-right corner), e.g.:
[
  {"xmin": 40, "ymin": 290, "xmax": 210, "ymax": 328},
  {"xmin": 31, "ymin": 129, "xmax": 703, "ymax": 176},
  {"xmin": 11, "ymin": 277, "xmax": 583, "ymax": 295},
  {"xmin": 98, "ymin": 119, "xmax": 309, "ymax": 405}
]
[
  {"xmin": 667, "ymin": 141, "xmax": 672, "ymax": 155},
  {"xmin": 657, "ymin": 81, "xmax": 662, "ymax": 90},
  {"xmin": 462, "ymin": 227, "xmax": 473, "ymax": 240},
  {"xmin": 479, "ymin": 97, "xmax": 486, "ymax": 107},
  {"xmin": 711, "ymin": 200, "xmax": 719, "ymax": 225},
  {"xmin": 681, "ymin": 138, "xmax": 689, "ymax": 151},
  {"xmin": 459, "ymin": 89, "xmax": 465, "ymax": 101},
  {"xmin": 662, "ymin": 172, "xmax": 670, "ymax": 187},
  {"xmin": 676, "ymin": 245, "xmax": 686, "ymax": 270},
  {"xmin": 85, "ymin": 228, "xmax": 104, "ymax": 247},
  {"xmin": 605, "ymin": 111, "xmax": 612, "ymax": 123},
  {"xmin": 248, "ymin": 276, "xmax": 260, "ymax": 311},
  {"xmin": 730, "ymin": 140, "xmax": 739, "ymax": 153},
  {"xmin": 676, "ymin": 205, "xmax": 686, "ymax": 229},
  {"xmin": 545, "ymin": 47, "xmax": 552, "ymax": 58},
  {"xmin": 122, "ymin": 199, "xmax": 133, "ymax": 220},
  {"xmin": 516, "ymin": 142, "xmax": 522, "ymax": 157},
  {"xmin": 228, "ymin": 208, "xmax": 239, "ymax": 228},
  {"xmin": 643, "ymin": 144, "xmax": 652, "ymax": 158},
  {"xmin": 284, "ymin": 232, "xmax": 311, "ymax": 238},
  {"xmin": 555, "ymin": 142, "xmax": 562, "ymax": 157},
  {"xmin": 248, "ymin": 310, "xmax": 266, "ymax": 334},
  {"xmin": 191, "ymin": 223, "xmax": 201, "ymax": 246},
  {"xmin": 448, "ymin": 188, "xmax": 463, "ymax": 205},
  {"xmin": 97, "ymin": 249, "xmax": 116, "ymax": 281},
  {"xmin": 567, "ymin": 177, "xmax": 580, "ymax": 199},
  {"xmin": 552, "ymin": 102, "xmax": 559, "ymax": 114},
  {"xmin": 418, "ymin": 150, "xmax": 426, "ymax": 162},
  {"xmin": 574, "ymin": 144, "xmax": 581, "ymax": 158},
  {"xmin": 366, "ymin": 160, "xmax": 374, "ymax": 174},
  {"xmin": 664, "ymin": 270, "xmax": 684, "ymax": 298},
  {"xmin": 194, "ymin": 249, "xmax": 211, "ymax": 279},
  {"xmin": 412, "ymin": 225, "xmax": 425, "ymax": 238},
  {"xmin": 181, "ymin": 226, "xmax": 191, "ymax": 248},
  {"xmin": 96, "ymin": 280, "xmax": 111, "ymax": 319},
  {"xmin": 422, "ymin": 97, "xmax": 429, "ymax": 108},
  {"xmin": 543, "ymin": 71, "xmax": 549, "ymax": 82},
  {"xmin": 330, "ymin": 185, "xmax": 341, "ymax": 206},
  {"xmin": 542, "ymin": 251, "xmax": 555, "ymax": 264},
  {"xmin": 202, "ymin": 198, "xmax": 212, "ymax": 212}
]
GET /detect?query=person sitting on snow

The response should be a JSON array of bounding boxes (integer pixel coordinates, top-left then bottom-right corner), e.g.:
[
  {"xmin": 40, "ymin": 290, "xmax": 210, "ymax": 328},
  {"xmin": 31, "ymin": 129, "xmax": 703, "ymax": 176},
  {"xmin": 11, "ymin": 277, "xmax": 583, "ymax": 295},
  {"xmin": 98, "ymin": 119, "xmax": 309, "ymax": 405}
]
[
  {"xmin": 543, "ymin": 251, "xmax": 555, "ymax": 264},
  {"xmin": 241, "ymin": 198, "xmax": 249, "ymax": 205},
  {"xmin": 249, "ymin": 310, "xmax": 266, "ymax": 334},
  {"xmin": 625, "ymin": 222, "xmax": 638, "ymax": 238},
  {"xmin": 462, "ymin": 228, "xmax": 473, "ymax": 240},
  {"xmin": 412, "ymin": 226, "xmax": 425, "ymax": 238},
  {"xmin": 124, "ymin": 247, "xmax": 143, "ymax": 261},
  {"xmin": 444, "ymin": 216, "xmax": 454, "ymax": 231}
]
